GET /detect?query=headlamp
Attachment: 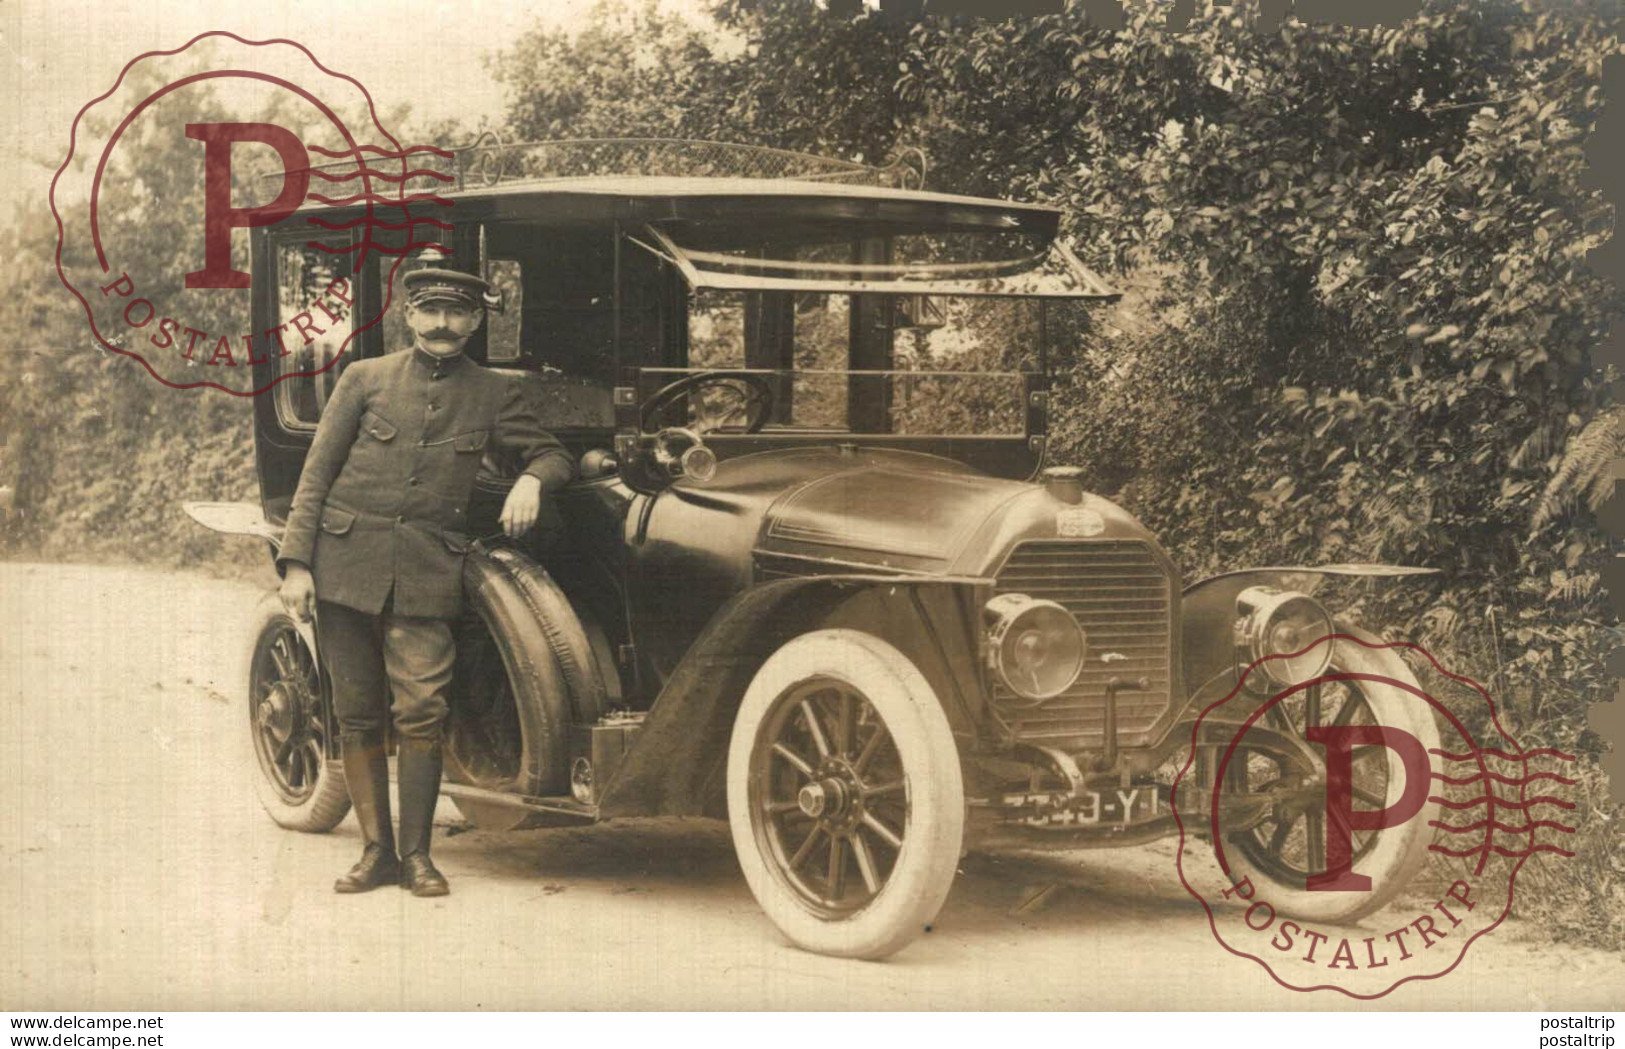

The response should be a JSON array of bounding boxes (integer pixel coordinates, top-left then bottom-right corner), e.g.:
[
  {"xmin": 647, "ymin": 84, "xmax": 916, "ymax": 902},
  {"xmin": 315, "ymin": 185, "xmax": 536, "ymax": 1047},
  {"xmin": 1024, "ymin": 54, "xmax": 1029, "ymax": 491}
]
[
  {"xmin": 984, "ymin": 593, "xmax": 1086, "ymax": 703},
  {"xmin": 1234, "ymin": 586, "xmax": 1334, "ymax": 689}
]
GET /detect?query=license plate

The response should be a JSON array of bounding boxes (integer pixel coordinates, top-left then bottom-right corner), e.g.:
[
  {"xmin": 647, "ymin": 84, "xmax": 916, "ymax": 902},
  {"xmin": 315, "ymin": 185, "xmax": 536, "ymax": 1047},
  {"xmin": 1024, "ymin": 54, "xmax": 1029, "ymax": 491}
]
[{"xmin": 1002, "ymin": 786, "xmax": 1165, "ymax": 827}]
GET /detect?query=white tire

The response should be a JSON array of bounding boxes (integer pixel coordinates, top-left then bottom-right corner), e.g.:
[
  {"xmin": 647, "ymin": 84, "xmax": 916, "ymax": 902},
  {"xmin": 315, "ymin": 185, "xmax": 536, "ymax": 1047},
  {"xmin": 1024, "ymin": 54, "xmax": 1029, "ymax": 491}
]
[
  {"xmin": 1223, "ymin": 625, "xmax": 1440, "ymax": 923},
  {"xmin": 727, "ymin": 629, "xmax": 964, "ymax": 960}
]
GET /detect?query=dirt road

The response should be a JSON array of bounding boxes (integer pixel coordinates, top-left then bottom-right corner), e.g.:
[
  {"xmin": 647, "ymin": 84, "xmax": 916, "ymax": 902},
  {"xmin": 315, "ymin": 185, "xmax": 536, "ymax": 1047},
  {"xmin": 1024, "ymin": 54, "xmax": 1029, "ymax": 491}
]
[{"xmin": 1, "ymin": 562, "xmax": 1618, "ymax": 1011}]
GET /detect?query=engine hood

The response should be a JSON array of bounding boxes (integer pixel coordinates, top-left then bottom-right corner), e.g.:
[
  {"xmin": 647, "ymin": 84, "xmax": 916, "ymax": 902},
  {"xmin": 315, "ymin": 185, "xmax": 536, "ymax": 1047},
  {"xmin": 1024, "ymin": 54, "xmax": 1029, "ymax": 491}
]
[
  {"xmin": 629, "ymin": 444, "xmax": 1179, "ymax": 729},
  {"xmin": 745, "ymin": 447, "xmax": 1161, "ymax": 577}
]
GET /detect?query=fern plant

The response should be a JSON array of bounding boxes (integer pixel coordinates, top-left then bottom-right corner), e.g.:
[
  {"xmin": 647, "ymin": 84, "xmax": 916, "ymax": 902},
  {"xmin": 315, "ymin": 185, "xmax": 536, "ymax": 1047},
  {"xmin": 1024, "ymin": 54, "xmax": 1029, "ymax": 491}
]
[{"xmin": 1531, "ymin": 405, "xmax": 1622, "ymax": 534}]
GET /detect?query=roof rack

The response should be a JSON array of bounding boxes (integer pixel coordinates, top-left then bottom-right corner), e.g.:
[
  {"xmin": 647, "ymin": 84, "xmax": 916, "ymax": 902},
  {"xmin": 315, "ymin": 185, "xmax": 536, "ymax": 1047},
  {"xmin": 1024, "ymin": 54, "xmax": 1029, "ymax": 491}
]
[{"xmin": 279, "ymin": 136, "xmax": 929, "ymax": 196}]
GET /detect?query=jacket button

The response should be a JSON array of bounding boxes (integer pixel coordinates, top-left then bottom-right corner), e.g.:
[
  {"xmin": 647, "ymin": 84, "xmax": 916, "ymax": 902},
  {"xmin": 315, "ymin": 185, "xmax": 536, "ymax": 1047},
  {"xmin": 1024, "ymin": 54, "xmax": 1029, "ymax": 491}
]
[
  {"xmin": 409, "ymin": 477, "xmax": 421, "ymax": 486},
  {"xmin": 396, "ymin": 515, "xmax": 406, "ymax": 523}
]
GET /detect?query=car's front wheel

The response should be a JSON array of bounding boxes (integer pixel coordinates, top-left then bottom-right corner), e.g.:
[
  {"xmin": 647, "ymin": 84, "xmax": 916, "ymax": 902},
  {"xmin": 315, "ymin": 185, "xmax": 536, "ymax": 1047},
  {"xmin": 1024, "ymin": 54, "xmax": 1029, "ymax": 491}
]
[
  {"xmin": 727, "ymin": 629, "xmax": 964, "ymax": 960},
  {"xmin": 1222, "ymin": 625, "xmax": 1441, "ymax": 924}
]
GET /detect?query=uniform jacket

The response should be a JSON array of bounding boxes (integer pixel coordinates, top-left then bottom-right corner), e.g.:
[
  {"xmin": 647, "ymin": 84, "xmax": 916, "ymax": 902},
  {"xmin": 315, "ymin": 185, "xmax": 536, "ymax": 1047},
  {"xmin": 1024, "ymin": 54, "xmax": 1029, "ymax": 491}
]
[{"xmin": 278, "ymin": 345, "xmax": 576, "ymax": 619}]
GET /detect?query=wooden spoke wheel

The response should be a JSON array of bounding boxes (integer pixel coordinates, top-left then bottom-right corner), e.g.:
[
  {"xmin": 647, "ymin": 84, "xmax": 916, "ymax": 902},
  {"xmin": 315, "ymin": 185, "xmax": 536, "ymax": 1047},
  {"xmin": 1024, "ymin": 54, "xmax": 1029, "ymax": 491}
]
[
  {"xmin": 246, "ymin": 596, "xmax": 349, "ymax": 832},
  {"xmin": 1233, "ymin": 679, "xmax": 1389, "ymax": 883},
  {"xmin": 1221, "ymin": 629, "xmax": 1440, "ymax": 923},
  {"xmin": 749, "ymin": 679, "xmax": 912, "ymax": 917},
  {"xmin": 728, "ymin": 630, "xmax": 963, "ymax": 960}
]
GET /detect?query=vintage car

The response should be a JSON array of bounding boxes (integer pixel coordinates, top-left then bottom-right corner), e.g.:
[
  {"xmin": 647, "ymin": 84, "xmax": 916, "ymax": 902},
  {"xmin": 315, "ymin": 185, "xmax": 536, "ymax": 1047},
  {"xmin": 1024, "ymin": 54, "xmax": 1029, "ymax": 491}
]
[{"xmin": 187, "ymin": 139, "xmax": 1439, "ymax": 960}]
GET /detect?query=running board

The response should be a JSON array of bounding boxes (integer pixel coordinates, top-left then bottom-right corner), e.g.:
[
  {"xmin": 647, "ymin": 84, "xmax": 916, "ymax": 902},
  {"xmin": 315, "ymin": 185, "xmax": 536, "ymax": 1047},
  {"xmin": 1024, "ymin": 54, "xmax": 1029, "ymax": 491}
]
[
  {"xmin": 339, "ymin": 760, "xmax": 601, "ymax": 823},
  {"xmin": 437, "ymin": 780, "xmax": 599, "ymax": 823}
]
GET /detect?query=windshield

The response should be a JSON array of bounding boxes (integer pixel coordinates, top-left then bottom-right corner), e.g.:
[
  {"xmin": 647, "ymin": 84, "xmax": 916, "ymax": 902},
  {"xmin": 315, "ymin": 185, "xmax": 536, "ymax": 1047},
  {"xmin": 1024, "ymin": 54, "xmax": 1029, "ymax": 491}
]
[{"xmin": 647, "ymin": 288, "xmax": 1041, "ymax": 436}]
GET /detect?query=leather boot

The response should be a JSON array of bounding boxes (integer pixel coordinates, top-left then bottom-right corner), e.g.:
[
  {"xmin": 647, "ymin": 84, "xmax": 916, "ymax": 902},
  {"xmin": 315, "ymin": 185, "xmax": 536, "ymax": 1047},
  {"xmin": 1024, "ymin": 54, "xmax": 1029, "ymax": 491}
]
[
  {"xmin": 396, "ymin": 736, "xmax": 449, "ymax": 897},
  {"xmin": 334, "ymin": 731, "xmax": 401, "ymax": 893}
]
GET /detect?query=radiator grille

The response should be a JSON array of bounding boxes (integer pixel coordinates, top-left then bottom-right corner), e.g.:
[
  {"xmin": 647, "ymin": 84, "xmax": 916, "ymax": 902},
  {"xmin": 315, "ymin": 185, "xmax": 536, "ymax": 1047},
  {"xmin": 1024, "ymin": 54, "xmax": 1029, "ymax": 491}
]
[{"xmin": 992, "ymin": 539, "xmax": 1176, "ymax": 745}]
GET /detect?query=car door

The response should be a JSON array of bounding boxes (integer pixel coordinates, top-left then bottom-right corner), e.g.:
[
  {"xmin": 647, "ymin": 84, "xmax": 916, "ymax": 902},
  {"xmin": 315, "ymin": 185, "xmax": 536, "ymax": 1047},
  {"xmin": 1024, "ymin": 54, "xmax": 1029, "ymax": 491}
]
[{"xmin": 250, "ymin": 225, "xmax": 373, "ymax": 526}]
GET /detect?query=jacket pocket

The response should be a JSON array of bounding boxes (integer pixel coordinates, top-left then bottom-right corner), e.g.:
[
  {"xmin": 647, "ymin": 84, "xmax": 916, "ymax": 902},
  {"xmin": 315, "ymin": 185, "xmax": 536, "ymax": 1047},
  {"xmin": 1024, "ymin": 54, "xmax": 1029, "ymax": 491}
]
[
  {"xmin": 319, "ymin": 506, "xmax": 357, "ymax": 535},
  {"xmin": 452, "ymin": 429, "xmax": 489, "ymax": 453},
  {"xmin": 441, "ymin": 529, "xmax": 473, "ymax": 554},
  {"xmin": 360, "ymin": 409, "xmax": 398, "ymax": 442}
]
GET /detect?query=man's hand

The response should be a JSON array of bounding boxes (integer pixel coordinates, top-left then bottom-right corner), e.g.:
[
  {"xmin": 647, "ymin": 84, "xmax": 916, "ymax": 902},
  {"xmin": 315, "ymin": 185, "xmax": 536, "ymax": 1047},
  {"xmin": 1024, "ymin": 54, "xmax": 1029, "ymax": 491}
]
[
  {"xmin": 279, "ymin": 563, "xmax": 316, "ymax": 623},
  {"xmin": 500, "ymin": 474, "xmax": 543, "ymax": 537}
]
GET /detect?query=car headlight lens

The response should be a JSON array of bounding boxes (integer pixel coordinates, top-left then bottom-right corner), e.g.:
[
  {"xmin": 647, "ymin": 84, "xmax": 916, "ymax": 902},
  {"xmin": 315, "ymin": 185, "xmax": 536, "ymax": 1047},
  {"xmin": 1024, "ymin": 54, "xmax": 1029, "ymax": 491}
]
[
  {"xmin": 1235, "ymin": 586, "xmax": 1334, "ymax": 689},
  {"xmin": 984, "ymin": 593, "xmax": 1086, "ymax": 703}
]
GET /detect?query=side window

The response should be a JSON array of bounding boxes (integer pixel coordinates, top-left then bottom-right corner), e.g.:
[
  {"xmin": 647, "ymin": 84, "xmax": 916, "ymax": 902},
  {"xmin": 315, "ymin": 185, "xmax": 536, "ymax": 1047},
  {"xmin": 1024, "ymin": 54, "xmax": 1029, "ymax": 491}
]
[
  {"xmin": 273, "ymin": 237, "xmax": 356, "ymax": 431},
  {"xmin": 791, "ymin": 294, "xmax": 848, "ymax": 428},
  {"xmin": 680, "ymin": 289, "xmax": 850, "ymax": 430},
  {"xmin": 484, "ymin": 259, "xmax": 522, "ymax": 363}
]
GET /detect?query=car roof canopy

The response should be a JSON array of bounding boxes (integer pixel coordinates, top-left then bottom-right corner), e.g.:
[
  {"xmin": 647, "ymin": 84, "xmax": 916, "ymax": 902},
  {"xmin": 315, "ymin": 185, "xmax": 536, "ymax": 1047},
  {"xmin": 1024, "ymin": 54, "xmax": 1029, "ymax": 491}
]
[
  {"xmin": 282, "ymin": 138, "xmax": 1120, "ymax": 299},
  {"xmin": 633, "ymin": 224, "xmax": 1120, "ymax": 300}
]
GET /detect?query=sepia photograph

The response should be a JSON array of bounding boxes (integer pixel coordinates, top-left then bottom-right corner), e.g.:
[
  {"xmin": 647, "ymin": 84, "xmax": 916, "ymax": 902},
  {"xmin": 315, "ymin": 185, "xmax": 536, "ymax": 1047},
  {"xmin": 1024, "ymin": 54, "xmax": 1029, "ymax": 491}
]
[{"xmin": 1, "ymin": 0, "xmax": 1621, "ymax": 1033}]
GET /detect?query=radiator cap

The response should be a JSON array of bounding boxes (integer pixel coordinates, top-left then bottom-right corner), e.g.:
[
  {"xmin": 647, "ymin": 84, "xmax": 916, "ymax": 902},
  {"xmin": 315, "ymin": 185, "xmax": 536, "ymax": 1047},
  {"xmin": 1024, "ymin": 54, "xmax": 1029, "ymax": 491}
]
[{"xmin": 1040, "ymin": 465, "xmax": 1084, "ymax": 504}]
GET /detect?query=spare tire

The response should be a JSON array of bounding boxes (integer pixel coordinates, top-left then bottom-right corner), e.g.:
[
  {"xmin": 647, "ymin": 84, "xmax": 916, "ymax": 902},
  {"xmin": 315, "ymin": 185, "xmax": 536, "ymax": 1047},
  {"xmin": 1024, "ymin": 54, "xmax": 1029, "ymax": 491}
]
[
  {"xmin": 442, "ymin": 545, "xmax": 605, "ymax": 830},
  {"xmin": 487, "ymin": 546, "xmax": 607, "ymax": 726}
]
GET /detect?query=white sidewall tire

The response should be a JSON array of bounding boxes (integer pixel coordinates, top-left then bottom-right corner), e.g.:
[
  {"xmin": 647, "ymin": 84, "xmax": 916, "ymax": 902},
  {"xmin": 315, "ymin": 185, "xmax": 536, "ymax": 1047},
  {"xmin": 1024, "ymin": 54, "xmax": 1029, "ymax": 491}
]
[
  {"xmin": 245, "ymin": 594, "xmax": 350, "ymax": 833},
  {"xmin": 727, "ymin": 629, "xmax": 965, "ymax": 960},
  {"xmin": 1224, "ymin": 625, "xmax": 1441, "ymax": 924}
]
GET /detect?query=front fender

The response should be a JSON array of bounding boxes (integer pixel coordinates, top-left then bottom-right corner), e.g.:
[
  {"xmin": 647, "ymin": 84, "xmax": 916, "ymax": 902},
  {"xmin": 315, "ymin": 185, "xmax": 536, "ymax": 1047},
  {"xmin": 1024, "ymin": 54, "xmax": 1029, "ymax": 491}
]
[
  {"xmin": 597, "ymin": 573, "xmax": 990, "ymax": 819},
  {"xmin": 183, "ymin": 501, "xmax": 282, "ymax": 551},
  {"xmin": 1179, "ymin": 564, "xmax": 1437, "ymax": 701}
]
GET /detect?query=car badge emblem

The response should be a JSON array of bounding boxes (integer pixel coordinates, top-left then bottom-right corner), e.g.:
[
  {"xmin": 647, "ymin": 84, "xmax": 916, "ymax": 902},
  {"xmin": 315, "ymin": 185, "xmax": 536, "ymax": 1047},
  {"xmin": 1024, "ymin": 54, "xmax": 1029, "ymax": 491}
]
[{"xmin": 1056, "ymin": 507, "xmax": 1105, "ymax": 537}]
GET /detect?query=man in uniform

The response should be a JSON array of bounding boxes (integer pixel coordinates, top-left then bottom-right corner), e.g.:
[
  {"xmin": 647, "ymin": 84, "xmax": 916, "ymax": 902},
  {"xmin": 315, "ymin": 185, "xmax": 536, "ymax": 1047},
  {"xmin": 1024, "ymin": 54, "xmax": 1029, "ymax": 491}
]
[{"xmin": 277, "ymin": 268, "xmax": 576, "ymax": 897}]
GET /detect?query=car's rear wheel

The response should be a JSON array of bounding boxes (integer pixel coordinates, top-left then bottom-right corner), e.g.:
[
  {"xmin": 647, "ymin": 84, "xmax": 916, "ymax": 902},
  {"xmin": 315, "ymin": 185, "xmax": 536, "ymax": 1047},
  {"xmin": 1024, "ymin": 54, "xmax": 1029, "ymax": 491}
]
[
  {"xmin": 246, "ymin": 595, "xmax": 350, "ymax": 832},
  {"xmin": 1222, "ymin": 626, "xmax": 1440, "ymax": 923},
  {"xmin": 727, "ymin": 629, "xmax": 964, "ymax": 960}
]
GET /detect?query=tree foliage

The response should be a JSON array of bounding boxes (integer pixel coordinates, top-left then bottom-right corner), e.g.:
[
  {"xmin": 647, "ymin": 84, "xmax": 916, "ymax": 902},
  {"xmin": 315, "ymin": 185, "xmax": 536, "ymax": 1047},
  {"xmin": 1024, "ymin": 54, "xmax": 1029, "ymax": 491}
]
[{"xmin": 0, "ymin": 67, "xmax": 378, "ymax": 575}]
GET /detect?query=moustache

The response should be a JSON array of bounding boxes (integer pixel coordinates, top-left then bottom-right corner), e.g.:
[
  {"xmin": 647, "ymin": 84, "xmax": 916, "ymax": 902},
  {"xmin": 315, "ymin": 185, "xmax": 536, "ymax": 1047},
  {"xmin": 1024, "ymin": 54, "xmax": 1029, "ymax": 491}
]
[{"xmin": 421, "ymin": 329, "xmax": 462, "ymax": 341}]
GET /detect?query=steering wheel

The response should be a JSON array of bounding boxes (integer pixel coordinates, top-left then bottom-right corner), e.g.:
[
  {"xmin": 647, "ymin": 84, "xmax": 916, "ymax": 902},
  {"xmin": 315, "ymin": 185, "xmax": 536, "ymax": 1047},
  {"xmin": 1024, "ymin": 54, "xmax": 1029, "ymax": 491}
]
[{"xmin": 639, "ymin": 371, "xmax": 778, "ymax": 436}]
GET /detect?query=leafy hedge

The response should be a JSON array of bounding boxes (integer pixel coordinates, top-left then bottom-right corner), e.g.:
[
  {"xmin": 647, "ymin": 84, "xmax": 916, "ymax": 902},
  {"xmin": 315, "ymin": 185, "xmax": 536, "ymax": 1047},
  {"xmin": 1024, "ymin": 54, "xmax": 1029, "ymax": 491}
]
[{"xmin": 0, "ymin": 68, "xmax": 274, "ymax": 581}]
